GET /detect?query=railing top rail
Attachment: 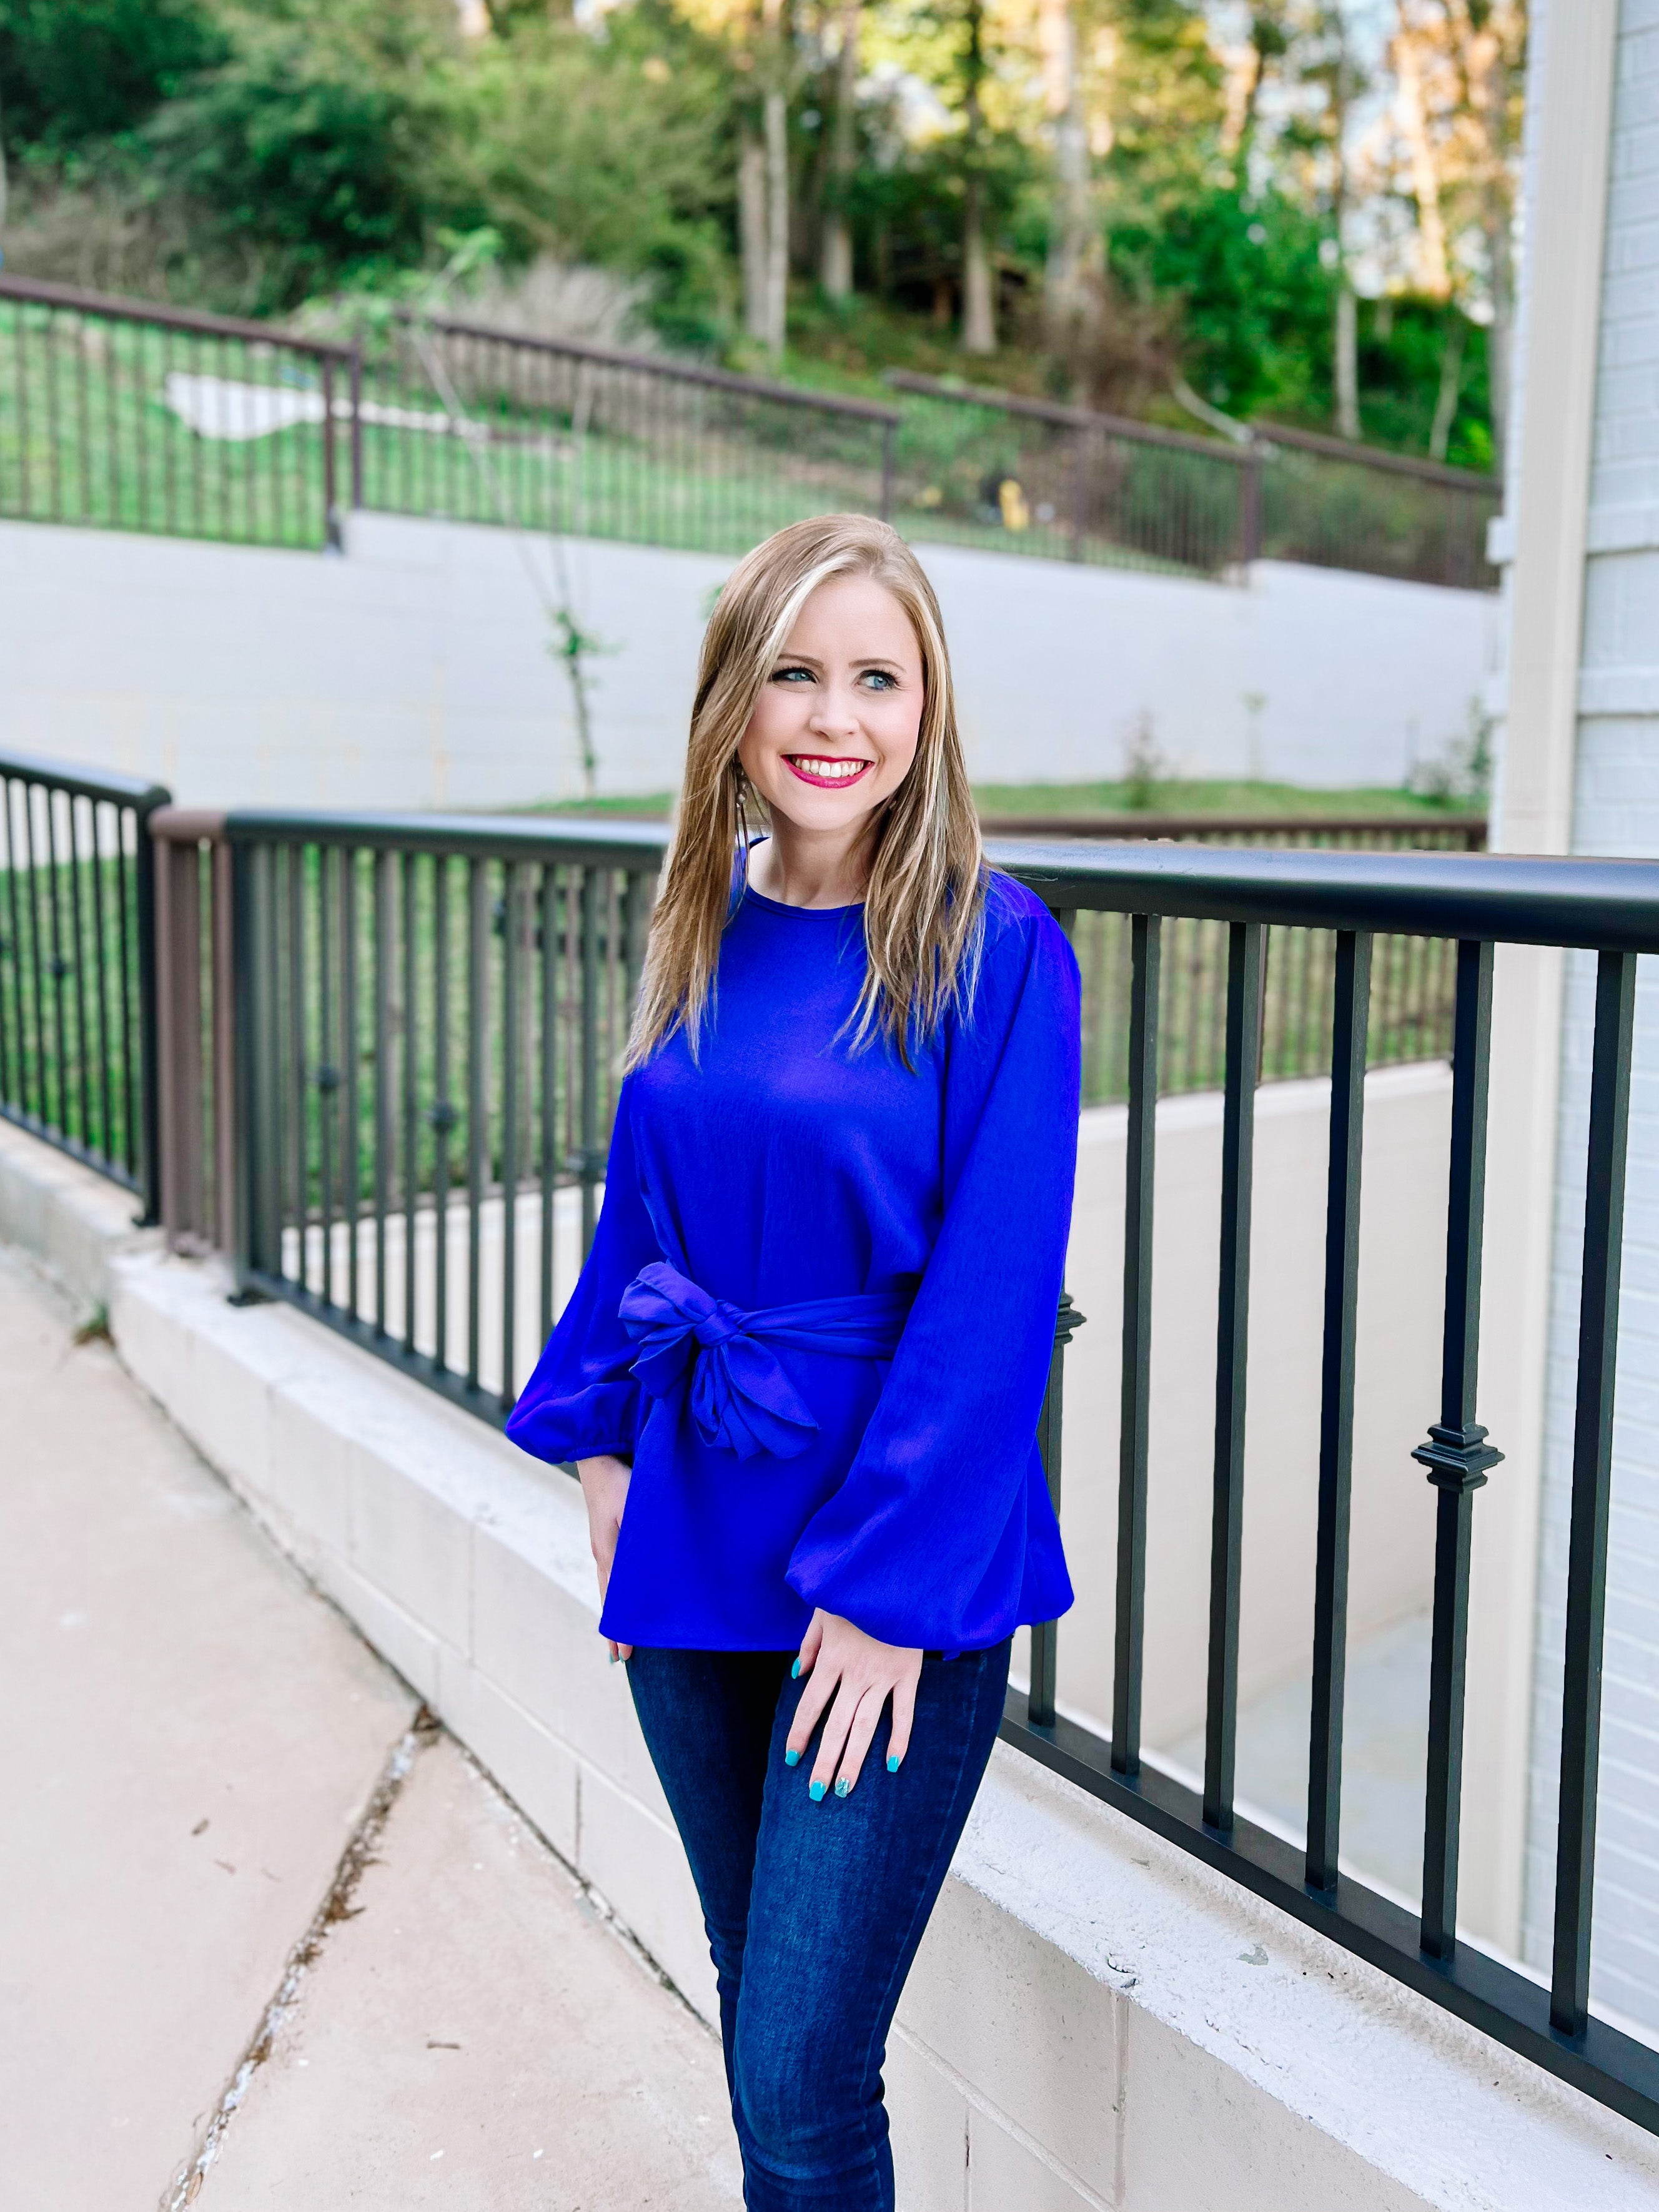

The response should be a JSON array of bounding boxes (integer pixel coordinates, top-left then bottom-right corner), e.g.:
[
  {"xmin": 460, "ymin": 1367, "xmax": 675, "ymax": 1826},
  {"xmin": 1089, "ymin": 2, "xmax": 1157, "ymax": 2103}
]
[
  {"xmin": 976, "ymin": 811, "xmax": 1489, "ymax": 841},
  {"xmin": 0, "ymin": 746, "xmax": 172, "ymax": 812},
  {"xmin": 400, "ymin": 311, "xmax": 903, "ymax": 426},
  {"xmin": 987, "ymin": 839, "xmax": 1659, "ymax": 950},
  {"xmin": 149, "ymin": 806, "xmax": 229, "ymax": 844},
  {"xmin": 885, "ymin": 369, "xmax": 1242, "ymax": 465},
  {"xmin": 887, "ymin": 368, "xmax": 1502, "ymax": 495},
  {"xmin": 220, "ymin": 810, "xmax": 1658, "ymax": 950},
  {"xmin": 0, "ymin": 272, "xmax": 355, "ymax": 360},
  {"xmin": 222, "ymin": 807, "xmax": 675, "ymax": 867},
  {"xmin": 1250, "ymin": 417, "xmax": 1502, "ymax": 493}
]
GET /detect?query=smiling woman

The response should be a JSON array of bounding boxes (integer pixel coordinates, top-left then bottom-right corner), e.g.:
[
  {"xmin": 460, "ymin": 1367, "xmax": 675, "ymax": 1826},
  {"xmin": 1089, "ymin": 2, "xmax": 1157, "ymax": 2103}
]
[{"xmin": 504, "ymin": 515, "xmax": 1081, "ymax": 2212}]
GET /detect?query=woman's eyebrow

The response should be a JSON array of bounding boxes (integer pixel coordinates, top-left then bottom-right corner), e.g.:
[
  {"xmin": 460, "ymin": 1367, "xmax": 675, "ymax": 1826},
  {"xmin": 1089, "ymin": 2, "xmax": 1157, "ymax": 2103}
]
[{"xmin": 851, "ymin": 655, "xmax": 904, "ymax": 669}]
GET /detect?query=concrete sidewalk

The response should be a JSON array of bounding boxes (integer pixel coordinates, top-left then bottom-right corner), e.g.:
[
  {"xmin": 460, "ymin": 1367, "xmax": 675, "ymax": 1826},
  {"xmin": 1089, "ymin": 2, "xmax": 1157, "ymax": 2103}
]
[{"xmin": 0, "ymin": 1246, "xmax": 740, "ymax": 2211}]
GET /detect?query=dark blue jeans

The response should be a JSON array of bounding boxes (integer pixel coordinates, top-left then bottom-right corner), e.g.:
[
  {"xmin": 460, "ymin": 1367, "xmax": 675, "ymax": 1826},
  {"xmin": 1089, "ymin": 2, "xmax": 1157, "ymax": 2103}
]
[{"xmin": 626, "ymin": 1638, "xmax": 1012, "ymax": 2211}]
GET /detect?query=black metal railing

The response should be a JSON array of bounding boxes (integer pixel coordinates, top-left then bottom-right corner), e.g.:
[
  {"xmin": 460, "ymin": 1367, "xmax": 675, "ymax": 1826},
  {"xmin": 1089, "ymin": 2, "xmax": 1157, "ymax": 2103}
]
[
  {"xmin": 1008, "ymin": 840, "xmax": 1659, "ymax": 2137},
  {"xmin": 7, "ymin": 774, "xmax": 1654, "ymax": 2134},
  {"xmin": 888, "ymin": 372, "xmax": 1500, "ymax": 588},
  {"xmin": 0, "ymin": 748, "xmax": 168, "ymax": 1211},
  {"xmin": 225, "ymin": 812, "xmax": 659, "ymax": 1419}
]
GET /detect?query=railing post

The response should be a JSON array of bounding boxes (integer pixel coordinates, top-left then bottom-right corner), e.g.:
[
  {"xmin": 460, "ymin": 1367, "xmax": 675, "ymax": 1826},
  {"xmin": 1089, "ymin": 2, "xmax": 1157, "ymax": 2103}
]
[
  {"xmin": 1029, "ymin": 1289, "xmax": 1085, "ymax": 1730},
  {"xmin": 322, "ymin": 353, "xmax": 341, "ymax": 550},
  {"xmin": 1111, "ymin": 912, "xmax": 1159, "ymax": 1776},
  {"xmin": 1412, "ymin": 938, "xmax": 1503, "ymax": 1963},
  {"xmin": 1238, "ymin": 440, "xmax": 1263, "ymax": 566},
  {"xmin": 134, "ymin": 801, "xmax": 163, "ymax": 1227},
  {"xmin": 152, "ymin": 824, "xmax": 203, "ymax": 1251},
  {"xmin": 349, "ymin": 345, "xmax": 364, "ymax": 513}
]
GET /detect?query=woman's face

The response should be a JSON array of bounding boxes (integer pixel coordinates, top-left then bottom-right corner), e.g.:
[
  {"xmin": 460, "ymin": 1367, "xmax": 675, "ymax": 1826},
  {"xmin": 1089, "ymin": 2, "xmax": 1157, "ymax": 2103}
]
[{"xmin": 737, "ymin": 574, "xmax": 924, "ymax": 836}]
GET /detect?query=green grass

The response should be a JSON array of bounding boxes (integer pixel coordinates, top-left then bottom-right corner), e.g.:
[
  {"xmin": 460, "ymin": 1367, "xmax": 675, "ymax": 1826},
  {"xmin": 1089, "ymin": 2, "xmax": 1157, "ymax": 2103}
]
[{"xmin": 516, "ymin": 780, "xmax": 1479, "ymax": 823}]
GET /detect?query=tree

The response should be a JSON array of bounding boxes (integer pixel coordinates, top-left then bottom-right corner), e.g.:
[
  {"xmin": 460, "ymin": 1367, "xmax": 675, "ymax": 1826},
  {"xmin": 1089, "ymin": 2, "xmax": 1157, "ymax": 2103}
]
[
  {"xmin": 1038, "ymin": 0, "xmax": 1091, "ymax": 335},
  {"xmin": 958, "ymin": 0, "xmax": 995, "ymax": 352},
  {"xmin": 819, "ymin": 0, "xmax": 859, "ymax": 298},
  {"xmin": 1387, "ymin": 2, "xmax": 1524, "ymax": 470}
]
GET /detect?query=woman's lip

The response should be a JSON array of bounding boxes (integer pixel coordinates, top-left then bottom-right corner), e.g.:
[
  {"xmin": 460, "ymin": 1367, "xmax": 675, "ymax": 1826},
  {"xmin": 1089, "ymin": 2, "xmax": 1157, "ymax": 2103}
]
[{"xmin": 784, "ymin": 756, "xmax": 874, "ymax": 789}]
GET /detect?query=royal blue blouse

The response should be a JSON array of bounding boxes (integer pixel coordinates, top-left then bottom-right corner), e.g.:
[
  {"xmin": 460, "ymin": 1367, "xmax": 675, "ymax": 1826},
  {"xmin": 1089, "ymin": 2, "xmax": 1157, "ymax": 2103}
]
[{"xmin": 504, "ymin": 868, "xmax": 1081, "ymax": 1654}]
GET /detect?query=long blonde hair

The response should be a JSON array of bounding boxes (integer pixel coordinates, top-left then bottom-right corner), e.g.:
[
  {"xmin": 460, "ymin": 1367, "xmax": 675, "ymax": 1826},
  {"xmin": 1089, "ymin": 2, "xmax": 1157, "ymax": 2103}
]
[{"xmin": 625, "ymin": 513, "xmax": 984, "ymax": 1070}]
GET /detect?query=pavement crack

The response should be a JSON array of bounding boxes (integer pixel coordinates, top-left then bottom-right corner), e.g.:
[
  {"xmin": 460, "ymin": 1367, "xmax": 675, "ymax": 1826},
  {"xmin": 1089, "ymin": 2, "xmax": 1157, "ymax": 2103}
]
[{"xmin": 159, "ymin": 1707, "xmax": 439, "ymax": 2211}]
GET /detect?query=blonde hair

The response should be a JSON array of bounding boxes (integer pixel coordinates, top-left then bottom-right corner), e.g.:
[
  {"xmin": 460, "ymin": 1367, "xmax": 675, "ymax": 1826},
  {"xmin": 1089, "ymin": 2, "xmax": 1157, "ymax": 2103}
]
[{"xmin": 625, "ymin": 513, "xmax": 984, "ymax": 1070}]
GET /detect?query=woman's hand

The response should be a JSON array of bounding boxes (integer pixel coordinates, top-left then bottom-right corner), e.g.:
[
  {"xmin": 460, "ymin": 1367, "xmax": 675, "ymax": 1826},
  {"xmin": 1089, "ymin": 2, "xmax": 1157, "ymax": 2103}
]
[
  {"xmin": 577, "ymin": 1454, "xmax": 633, "ymax": 1662},
  {"xmin": 786, "ymin": 1609, "xmax": 921, "ymax": 1799}
]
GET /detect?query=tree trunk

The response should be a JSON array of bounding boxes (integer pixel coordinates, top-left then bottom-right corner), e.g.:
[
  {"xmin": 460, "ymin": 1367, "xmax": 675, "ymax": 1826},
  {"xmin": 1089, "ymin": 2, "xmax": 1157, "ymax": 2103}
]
[
  {"xmin": 1485, "ymin": 192, "xmax": 1513, "ymax": 479},
  {"xmin": 1429, "ymin": 313, "xmax": 1466, "ymax": 462},
  {"xmin": 959, "ymin": 0, "xmax": 995, "ymax": 355},
  {"xmin": 764, "ymin": 85, "xmax": 789, "ymax": 354},
  {"xmin": 1330, "ymin": 24, "xmax": 1358, "ymax": 439},
  {"xmin": 1039, "ymin": 0, "xmax": 1091, "ymax": 333},
  {"xmin": 1395, "ymin": 29, "xmax": 1450, "ymax": 299},
  {"xmin": 740, "ymin": 125, "xmax": 770, "ymax": 343},
  {"xmin": 1335, "ymin": 282, "xmax": 1359, "ymax": 440},
  {"xmin": 962, "ymin": 178, "xmax": 996, "ymax": 353},
  {"xmin": 820, "ymin": 0, "xmax": 859, "ymax": 299}
]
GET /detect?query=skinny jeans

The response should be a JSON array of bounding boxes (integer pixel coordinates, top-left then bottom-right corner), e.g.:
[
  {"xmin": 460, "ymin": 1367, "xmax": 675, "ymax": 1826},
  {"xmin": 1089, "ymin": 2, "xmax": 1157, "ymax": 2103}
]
[{"xmin": 626, "ymin": 1638, "xmax": 1012, "ymax": 2212}]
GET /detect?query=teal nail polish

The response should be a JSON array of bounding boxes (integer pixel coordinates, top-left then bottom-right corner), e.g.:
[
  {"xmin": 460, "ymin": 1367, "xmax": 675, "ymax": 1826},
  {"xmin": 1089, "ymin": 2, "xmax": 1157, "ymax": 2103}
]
[
  {"xmin": 834, "ymin": 1778, "xmax": 851, "ymax": 1798},
  {"xmin": 886, "ymin": 1754, "xmax": 899, "ymax": 1773},
  {"xmin": 809, "ymin": 1779, "xmax": 826, "ymax": 1802},
  {"xmin": 785, "ymin": 1748, "xmax": 801, "ymax": 1767},
  {"xmin": 790, "ymin": 1658, "xmax": 801, "ymax": 1679},
  {"xmin": 608, "ymin": 1650, "xmax": 618, "ymax": 1666}
]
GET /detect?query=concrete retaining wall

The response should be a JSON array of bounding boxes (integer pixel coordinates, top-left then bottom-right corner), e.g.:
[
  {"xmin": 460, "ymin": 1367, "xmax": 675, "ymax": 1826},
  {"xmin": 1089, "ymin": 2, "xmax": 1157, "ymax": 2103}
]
[
  {"xmin": 2, "ymin": 1115, "xmax": 1653, "ymax": 2208},
  {"xmin": 0, "ymin": 512, "xmax": 1497, "ymax": 807}
]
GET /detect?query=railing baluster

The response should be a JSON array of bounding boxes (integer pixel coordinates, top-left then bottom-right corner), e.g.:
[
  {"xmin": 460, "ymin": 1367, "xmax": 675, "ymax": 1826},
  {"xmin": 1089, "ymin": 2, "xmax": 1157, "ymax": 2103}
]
[
  {"xmin": 579, "ymin": 866, "xmax": 601, "ymax": 1260},
  {"xmin": 539, "ymin": 863, "xmax": 559, "ymax": 1344},
  {"xmin": 467, "ymin": 856, "xmax": 488, "ymax": 1397},
  {"xmin": 1029, "ymin": 1291, "xmax": 1085, "ymax": 1729},
  {"xmin": 1413, "ymin": 938, "xmax": 1503, "ymax": 1962},
  {"xmin": 501, "ymin": 861, "xmax": 522, "ymax": 1411},
  {"xmin": 1112, "ymin": 912, "xmax": 1160, "ymax": 1777},
  {"xmin": 317, "ymin": 846, "xmax": 335, "ymax": 1305},
  {"xmin": 402, "ymin": 851, "xmax": 419, "ymax": 1358},
  {"xmin": 1305, "ymin": 929, "xmax": 1372, "ymax": 1892},
  {"xmin": 340, "ymin": 846, "xmax": 361, "ymax": 1324},
  {"xmin": 372, "ymin": 850, "xmax": 392, "ymax": 1336},
  {"xmin": 1551, "ymin": 947, "xmax": 1638, "ymax": 2039},
  {"xmin": 433, "ymin": 856, "xmax": 452, "ymax": 1374},
  {"xmin": 287, "ymin": 844, "xmax": 307, "ymax": 1291},
  {"xmin": 1204, "ymin": 919, "xmax": 1265, "ymax": 1834}
]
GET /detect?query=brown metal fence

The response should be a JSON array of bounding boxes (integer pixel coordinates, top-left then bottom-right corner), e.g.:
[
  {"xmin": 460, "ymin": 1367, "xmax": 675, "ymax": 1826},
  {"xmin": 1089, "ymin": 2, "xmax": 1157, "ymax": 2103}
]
[
  {"xmin": 886, "ymin": 372, "xmax": 1500, "ymax": 588},
  {"xmin": 0, "ymin": 274, "xmax": 1499, "ymax": 589}
]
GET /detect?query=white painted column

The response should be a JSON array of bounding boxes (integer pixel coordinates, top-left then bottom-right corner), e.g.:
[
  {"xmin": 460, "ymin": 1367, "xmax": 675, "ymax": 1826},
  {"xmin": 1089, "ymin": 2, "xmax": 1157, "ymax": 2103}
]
[{"xmin": 1460, "ymin": 0, "xmax": 1619, "ymax": 1956}]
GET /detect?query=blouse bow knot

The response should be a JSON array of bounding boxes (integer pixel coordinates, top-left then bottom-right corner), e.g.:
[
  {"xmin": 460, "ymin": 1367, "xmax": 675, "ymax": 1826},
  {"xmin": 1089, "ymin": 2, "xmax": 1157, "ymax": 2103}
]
[{"xmin": 619, "ymin": 1260, "xmax": 910, "ymax": 1461}]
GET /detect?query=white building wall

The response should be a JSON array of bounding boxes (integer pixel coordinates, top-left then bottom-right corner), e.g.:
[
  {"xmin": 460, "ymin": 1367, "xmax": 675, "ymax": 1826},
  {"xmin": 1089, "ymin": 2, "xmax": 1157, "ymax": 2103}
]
[
  {"xmin": 0, "ymin": 511, "xmax": 1497, "ymax": 809},
  {"xmin": 1521, "ymin": 0, "xmax": 1659, "ymax": 2035}
]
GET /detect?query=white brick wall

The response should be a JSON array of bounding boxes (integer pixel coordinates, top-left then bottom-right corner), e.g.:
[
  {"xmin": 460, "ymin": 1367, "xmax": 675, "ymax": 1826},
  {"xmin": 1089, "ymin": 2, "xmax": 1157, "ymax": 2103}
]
[{"xmin": 1521, "ymin": 0, "xmax": 1659, "ymax": 2032}]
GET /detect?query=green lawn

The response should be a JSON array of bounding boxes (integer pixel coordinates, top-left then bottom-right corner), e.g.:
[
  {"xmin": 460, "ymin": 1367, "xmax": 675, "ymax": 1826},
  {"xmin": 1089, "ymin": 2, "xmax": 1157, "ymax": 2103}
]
[{"xmin": 519, "ymin": 779, "xmax": 1478, "ymax": 823}]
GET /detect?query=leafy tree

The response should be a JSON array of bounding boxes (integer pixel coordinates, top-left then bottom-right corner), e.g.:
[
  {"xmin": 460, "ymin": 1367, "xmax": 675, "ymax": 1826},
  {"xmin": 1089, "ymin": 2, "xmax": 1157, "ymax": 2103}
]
[
  {"xmin": 146, "ymin": 1, "xmax": 458, "ymax": 309},
  {"xmin": 0, "ymin": 0, "xmax": 222, "ymax": 151}
]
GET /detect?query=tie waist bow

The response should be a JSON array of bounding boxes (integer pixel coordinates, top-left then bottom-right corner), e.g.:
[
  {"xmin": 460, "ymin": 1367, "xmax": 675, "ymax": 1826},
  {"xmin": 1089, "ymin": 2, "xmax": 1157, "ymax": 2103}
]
[{"xmin": 619, "ymin": 1260, "xmax": 909, "ymax": 1459}]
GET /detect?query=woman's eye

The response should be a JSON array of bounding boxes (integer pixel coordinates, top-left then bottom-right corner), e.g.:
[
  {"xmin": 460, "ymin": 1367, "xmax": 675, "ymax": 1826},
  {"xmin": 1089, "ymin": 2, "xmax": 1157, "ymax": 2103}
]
[
  {"xmin": 772, "ymin": 665, "xmax": 814, "ymax": 684},
  {"xmin": 860, "ymin": 670, "xmax": 898, "ymax": 691}
]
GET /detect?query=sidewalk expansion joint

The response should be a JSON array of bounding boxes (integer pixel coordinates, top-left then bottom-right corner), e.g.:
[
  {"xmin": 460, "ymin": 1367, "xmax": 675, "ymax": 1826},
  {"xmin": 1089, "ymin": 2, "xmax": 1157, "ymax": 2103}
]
[{"xmin": 159, "ymin": 1706, "xmax": 442, "ymax": 2211}]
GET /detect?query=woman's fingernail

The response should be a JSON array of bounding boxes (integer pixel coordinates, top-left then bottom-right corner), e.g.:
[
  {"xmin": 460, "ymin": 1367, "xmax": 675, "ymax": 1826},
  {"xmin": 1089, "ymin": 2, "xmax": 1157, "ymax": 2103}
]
[
  {"xmin": 810, "ymin": 1779, "xmax": 826, "ymax": 1802},
  {"xmin": 834, "ymin": 1778, "xmax": 851, "ymax": 1798},
  {"xmin": 886, "ymin": 1754, "xmax": 899, "ymax": 1773},
  {"xmin": 785, "ymin": 1748, "xmax": 801, "ymax": 1767},
  {"xmin": 608, "ymin": 1650, "xmax": 618, "ymax": 1666},
  {"xmin": 791, "ymin": 1658, "xmax": 802, "ymax": 1679}
]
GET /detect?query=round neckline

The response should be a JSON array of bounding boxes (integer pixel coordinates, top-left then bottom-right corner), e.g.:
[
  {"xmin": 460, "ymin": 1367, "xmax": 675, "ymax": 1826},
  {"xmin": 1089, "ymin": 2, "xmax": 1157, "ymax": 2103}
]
[{"xmin": 741, "ymin": 884, "xmax": 866, "ymax": 919}]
